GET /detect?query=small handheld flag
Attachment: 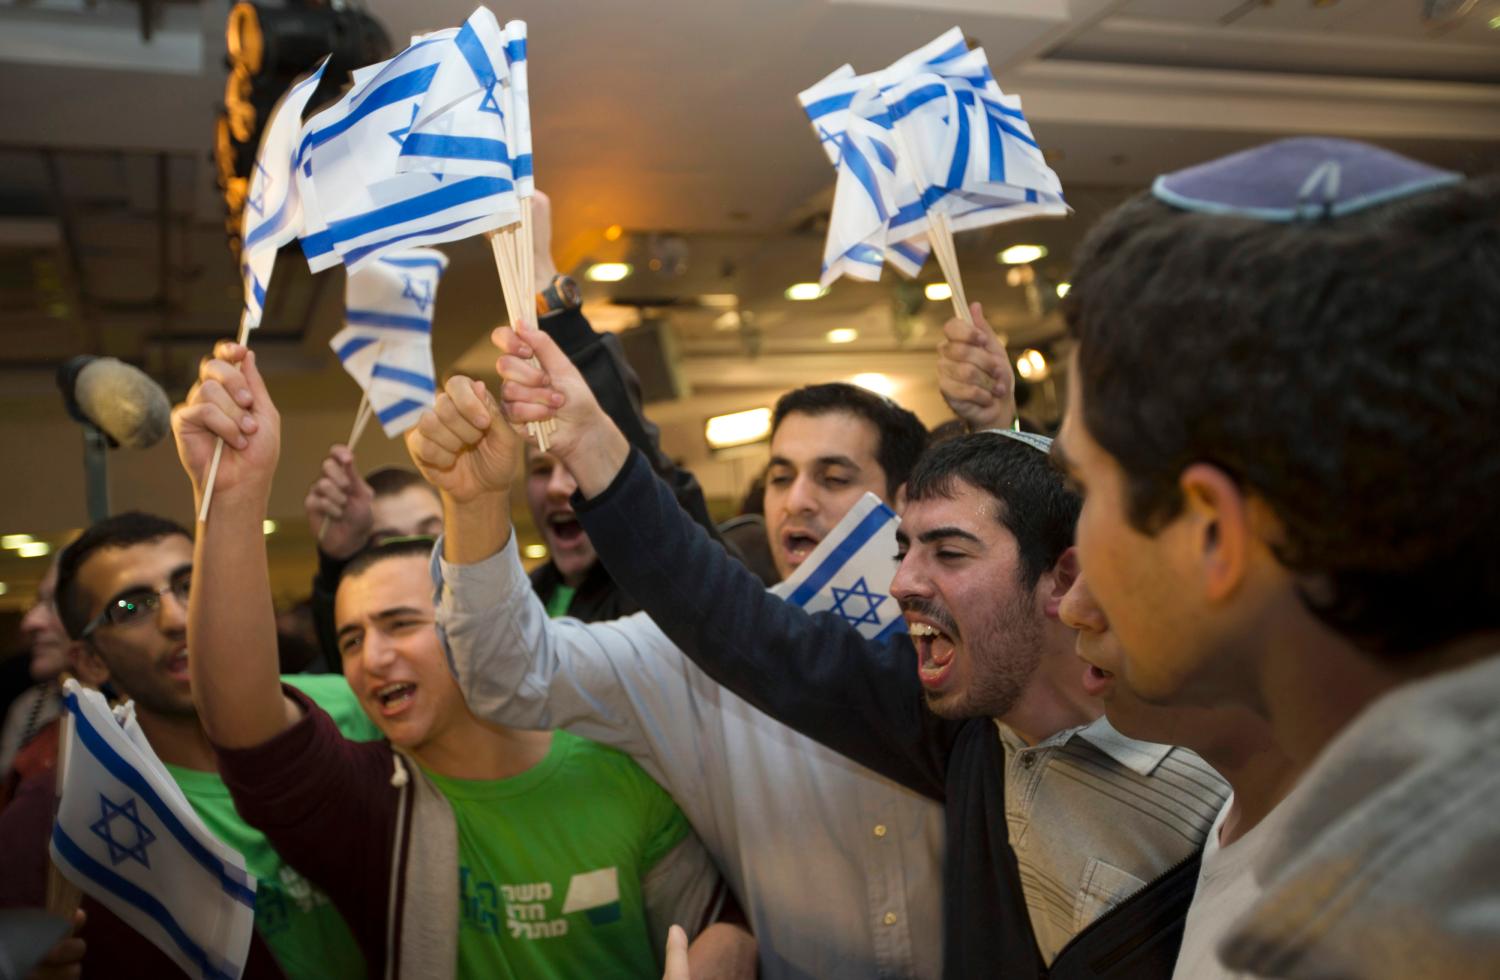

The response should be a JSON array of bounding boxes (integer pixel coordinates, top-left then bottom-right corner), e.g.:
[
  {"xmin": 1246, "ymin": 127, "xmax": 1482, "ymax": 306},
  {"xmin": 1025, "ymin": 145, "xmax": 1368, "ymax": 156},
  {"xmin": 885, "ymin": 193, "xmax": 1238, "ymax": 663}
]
[
  {"xmin": 200, "ymin": 56, "xmax": 330, "ymax": 524},
  {"xmin": 329, "ymin": 248, "xmax": 449, "ymax": 439},
  {"xmin": 49, "ymin": 681, "xmax": 257, "ymax": 980},
  {"xmin": 771, "ymin": 493, "xmax": 905, "ymax": 642}
]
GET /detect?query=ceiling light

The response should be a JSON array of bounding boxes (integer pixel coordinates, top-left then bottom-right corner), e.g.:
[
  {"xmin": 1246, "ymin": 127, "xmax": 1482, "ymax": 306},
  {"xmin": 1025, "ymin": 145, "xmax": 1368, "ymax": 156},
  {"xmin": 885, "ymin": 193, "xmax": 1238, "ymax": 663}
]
[
  {"xmin": 851, "ymin": 373, "xmax": 897, "ymax": 398},
  {"xmin": 1, "ymin": 534, "xmax": 34, "ymax": 550},
  {"xmin": 0, "ymin": 583, "xmax": 7, "ymax": 596},
  {"xmin": 705, "ymin": 407, "xmax": 773, "ymax": 450},
  {"xmin": 1016, "ymin": 349, "xmax": 1049, "ymax": 381},
  {"xmin": 699, "ymin": 293, "xmax": 739, "ymax": 309},
  {"xmin": 604, "ymin": 224, "xmax": 624, "ymax": 241},
  {"xmin": 1055, "ymin": 282, "xmax": 1071, "ymax": 298},
  {"xmin": 825, "ymin": 328, "xmax": 859, "ymax": 344},
  {"xmin": 1490, "ymin": 14, "xmax": 1500, "ymax": 29},
  {"xmin": 785, "ymin": 283, "xmax": 829, "ymax": 302},
  {"xmin": 16, "ymin": 542, "xmax": 51, "ymax": 559},
  {"xmin": 714, "ymin": 310, "xmax": 742, "ymax": 331},
  {"xmin": 586, "ymin": 262, "xmax": 633, "ymax": 282},
  {"xmin": 924, "ymin": 283, "xmax": 953, "ymax": 302},
  {"xmin": 262, "ymin": 520, "xmax": 277, "ymax": 535},
  {"xmin": 523, "ymin": 544, "xmax": 548, "ymax": 560},
  {"xmin": 998, "ymin": 244, "xmax": 1048, "ymax": 265}
]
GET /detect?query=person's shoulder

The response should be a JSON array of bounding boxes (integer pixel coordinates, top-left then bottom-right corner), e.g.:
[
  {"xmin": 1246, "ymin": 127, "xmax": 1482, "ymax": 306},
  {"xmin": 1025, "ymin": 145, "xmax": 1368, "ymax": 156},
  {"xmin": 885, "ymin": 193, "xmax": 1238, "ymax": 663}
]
[{"xmin": 555, "ymin": 730, "xmax": 665, "ymax": 795}]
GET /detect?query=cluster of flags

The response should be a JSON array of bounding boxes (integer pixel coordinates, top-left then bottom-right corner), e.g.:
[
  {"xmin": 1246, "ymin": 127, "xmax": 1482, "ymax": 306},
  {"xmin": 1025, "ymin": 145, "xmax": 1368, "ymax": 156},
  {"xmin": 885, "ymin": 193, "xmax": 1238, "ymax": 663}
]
[
  {"xmin": 798, "ymin": 27, "xmax": 1067, "ymax": 288},
  {"xmin": 236, "ymin": 5, "xmax": 535, "ymax": 438}
]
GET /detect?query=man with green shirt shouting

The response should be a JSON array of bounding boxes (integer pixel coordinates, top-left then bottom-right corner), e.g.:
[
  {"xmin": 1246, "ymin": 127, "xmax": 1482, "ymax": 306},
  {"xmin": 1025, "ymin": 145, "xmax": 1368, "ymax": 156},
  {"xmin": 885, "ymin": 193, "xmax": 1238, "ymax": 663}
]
[{"xmin": 171, "ymin": 341, "xmax": 752, "ymax": 980}]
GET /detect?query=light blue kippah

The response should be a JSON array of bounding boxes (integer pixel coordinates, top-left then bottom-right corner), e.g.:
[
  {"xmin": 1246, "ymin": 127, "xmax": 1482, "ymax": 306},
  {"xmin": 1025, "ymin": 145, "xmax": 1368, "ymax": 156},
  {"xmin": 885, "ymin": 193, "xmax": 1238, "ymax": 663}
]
[
  {"xmin": 978, "ymin": 428, "xmax": 1052, "ymax": 454},
  {"xmin": 1151, "ymin": 137, "xmax": 1463, "ymax": 222}
]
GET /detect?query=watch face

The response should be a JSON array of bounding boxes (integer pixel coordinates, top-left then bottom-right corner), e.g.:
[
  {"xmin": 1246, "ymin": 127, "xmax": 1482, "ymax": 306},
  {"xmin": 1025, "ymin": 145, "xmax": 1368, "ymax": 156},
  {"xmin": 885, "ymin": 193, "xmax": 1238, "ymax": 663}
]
[{"xmin": 556, "ymin": 275, "xmax": 582, "ymax": 308}]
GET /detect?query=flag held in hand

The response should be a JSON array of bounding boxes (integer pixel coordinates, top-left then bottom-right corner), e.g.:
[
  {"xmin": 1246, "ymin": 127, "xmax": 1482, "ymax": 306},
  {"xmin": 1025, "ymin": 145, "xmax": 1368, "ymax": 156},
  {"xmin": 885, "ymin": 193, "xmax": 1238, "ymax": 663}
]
[
  {"xmin": 771, "ymin": 493, "xmax": 905, "ymax": 642},
  {"xmin": 50, "ymin": 681, "xmax": 257, "ymax": 980},
  {"xmin": 330, "ymin": 248, "xmax": 449, "ymax": 437}
]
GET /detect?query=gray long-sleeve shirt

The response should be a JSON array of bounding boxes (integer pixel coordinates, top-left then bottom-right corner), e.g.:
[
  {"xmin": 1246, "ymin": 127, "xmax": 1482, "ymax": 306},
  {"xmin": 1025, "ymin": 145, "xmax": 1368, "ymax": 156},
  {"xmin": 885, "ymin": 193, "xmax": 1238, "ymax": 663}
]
[{"xmin": 433, "ymin": 536, "xmax": 945, "ymax": 980}]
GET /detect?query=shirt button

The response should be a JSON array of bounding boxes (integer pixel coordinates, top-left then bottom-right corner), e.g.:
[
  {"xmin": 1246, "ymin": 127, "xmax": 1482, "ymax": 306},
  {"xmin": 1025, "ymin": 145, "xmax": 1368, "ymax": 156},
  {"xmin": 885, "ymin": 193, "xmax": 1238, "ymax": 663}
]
[
  {"xmin": 1020, "ymin": 754, "xmax": 1036, "ymax": 769},
  {"xmin": 883, "ymin": 912, "xmax": 898, "ymax": 926},
  {"xmin": 873, "ymin": 824, "xmax": 888, "ymax": 838}
]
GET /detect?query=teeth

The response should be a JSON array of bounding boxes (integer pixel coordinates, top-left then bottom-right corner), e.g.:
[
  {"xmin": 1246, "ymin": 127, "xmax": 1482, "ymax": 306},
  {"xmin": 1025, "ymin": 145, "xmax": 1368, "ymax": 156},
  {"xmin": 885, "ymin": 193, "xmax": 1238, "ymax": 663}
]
[
  {"xmin": 376, "ymin": 683, "xmax": 414, "ymax": 700},
  {"xmin": 909, "ymin": 623, "xmax": 939, "ymax": 637}
]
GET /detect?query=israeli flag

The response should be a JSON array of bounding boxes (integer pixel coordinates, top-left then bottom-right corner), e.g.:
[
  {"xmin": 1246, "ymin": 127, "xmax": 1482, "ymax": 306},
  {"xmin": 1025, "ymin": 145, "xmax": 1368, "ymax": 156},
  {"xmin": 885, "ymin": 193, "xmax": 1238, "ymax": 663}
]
[
  {"xmin": 881, "ymin": 45, "xmax": 1068, "ymax": 229},
  {"xmin": 329, "ymin": 248, "xmax": 448, "ymax": 436},
  {"xmin": 50, "ymin": 681, "xmax": 256, "ymax": 980},
  {"xmin": 397, "ymin": 9, "xmax": 514, "ymax": 181},
  {"xmin": 771, "ymin": 493, "xmax": 905, "ymax": 642},
  {"xmin": 240, "ymin": 57, "xmax": 329, "ymax": 329},
  {"xmin": 296, "ymin": 28, "xmax": 517, "ymax": 274}
]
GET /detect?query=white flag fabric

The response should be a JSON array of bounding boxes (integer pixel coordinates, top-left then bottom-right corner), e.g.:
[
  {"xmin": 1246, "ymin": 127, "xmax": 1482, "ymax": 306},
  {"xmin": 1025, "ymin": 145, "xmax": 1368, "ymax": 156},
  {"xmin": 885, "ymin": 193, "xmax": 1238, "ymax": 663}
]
[
  {"xmin": 295, "ymin": 26, "xmax": 518, "ymax": 274},
  {"xmin": 330, "ymin": 248, "xmax": 448, "ymax": 436},
  {"xmin": 771, "ymin": 493, "xmax": 905, "ymax": 642},
  {"xmin": 397, "ymin": 13, "xmax": 533, "ymax": 198},
  {"xmin": 49, "ymin": 681, "xmax": 256, "ymax": 980},
  {"xmin": 241, "ymin": 58, "xmax": 329, "ymax": 329}
]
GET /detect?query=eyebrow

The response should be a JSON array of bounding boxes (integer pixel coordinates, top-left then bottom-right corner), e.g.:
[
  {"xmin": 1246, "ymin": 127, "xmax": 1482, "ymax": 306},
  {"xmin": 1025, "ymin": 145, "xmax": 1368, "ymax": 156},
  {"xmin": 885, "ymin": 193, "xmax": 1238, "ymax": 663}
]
[
  {"xmin": 768, "ymin": 455, "xmax": 861, "ymax": 470},
  {"xmin": 915, "ymin": 526, "xmax": 983, "ymax": 546},
  {"xmin": 336, "ymin": 606, "xmax": 429, "ymax": 643},
  {"xmin": 102, "ymin": 562, "xmax": 193, "ymax": 609}
]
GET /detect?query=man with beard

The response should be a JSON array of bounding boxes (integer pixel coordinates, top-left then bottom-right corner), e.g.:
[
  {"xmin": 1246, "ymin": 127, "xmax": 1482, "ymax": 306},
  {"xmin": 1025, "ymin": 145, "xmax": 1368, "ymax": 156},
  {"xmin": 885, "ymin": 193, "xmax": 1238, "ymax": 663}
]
[
  {"xmin": 422, "ymin": 329, "xmax": 1229, "ymax": 977},
  {"xmin": 0, "ymin": 512, "xmax": 383, "ymax": 977}
]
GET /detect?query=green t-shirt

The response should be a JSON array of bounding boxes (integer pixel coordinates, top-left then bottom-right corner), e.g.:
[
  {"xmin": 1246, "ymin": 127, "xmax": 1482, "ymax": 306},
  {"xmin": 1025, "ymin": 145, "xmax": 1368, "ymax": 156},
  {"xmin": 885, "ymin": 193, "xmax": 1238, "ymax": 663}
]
[
  {"xmin": 424, "ymin": 730, "xmax": 691, "ymax": 980},
  {"xmin": 544, "ymin": 584, "xmax": 578, "ymax": 619},
  {"xmin": 166, "ymin": 674, "xmax": 381, "ymax": 979}
]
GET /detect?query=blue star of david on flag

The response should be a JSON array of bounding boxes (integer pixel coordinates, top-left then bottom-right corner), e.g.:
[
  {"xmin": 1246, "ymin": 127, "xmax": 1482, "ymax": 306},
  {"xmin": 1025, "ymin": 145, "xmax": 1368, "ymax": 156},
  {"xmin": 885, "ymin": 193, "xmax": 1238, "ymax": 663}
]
[
  {"xmin": 90, "ymin": 793, "xmax": 156, "ymax": 869},
  {"xmin": 389, "ymin": 105, "xmax": 419, "ymax": 148},
  {"xmin": 246, "ymin": 160, "xmax": 270, "ymax": 217},
  {"xmin": 478, "ymin": 86, "xmax": 502, "ymax": 116},
  {"xmin": 829, "ymin": 577, "xmax": 887, "ymax": 628},
  {"xmin": 401, "ymin": 274, "xmax": 433, "ymax": 313}
]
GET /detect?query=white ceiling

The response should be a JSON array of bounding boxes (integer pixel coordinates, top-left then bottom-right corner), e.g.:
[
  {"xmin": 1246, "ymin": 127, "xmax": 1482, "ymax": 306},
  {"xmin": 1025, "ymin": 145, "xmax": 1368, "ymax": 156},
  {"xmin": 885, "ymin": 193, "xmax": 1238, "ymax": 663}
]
[{"xmin": 0, "ymin": 0, "xmax": 1497, "ymax": 605}]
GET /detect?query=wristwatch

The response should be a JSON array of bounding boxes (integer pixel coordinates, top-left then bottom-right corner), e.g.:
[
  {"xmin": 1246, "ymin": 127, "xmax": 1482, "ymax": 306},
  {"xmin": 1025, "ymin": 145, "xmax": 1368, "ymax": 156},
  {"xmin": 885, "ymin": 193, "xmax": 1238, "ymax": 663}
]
[{"xmin": 536, "ymin": 274, "xmax": 582, "ymax": 316}]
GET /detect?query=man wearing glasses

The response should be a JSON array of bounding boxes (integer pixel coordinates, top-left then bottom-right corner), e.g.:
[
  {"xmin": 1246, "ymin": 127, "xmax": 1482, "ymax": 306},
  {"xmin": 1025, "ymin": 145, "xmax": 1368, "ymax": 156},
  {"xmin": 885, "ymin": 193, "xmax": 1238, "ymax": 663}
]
[{"xmin": 0, "ymin": 511, "xmax": 381, "ymax": 978}]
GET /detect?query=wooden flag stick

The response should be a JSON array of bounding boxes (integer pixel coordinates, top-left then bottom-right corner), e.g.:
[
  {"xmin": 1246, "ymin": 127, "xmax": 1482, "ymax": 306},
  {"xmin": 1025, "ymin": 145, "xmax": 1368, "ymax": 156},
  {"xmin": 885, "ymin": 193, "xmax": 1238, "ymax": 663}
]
[
  {"xmin": 316, "ymin": 392, "xmax": 373, "ymax": 542},
  {"xmin": 927, "ymin": 211, "xmax": 973, "ymax": 324},
  {"xmin": 47, "ymin": 688, "xmax": 82, "ymax": 922},
  {"xmin": 487, "ymin": 213, "xmax": 552, "ymax": 453},
  {"xmin": 196, "ymin": 312, "xmax": 253, "ymax": 523}
]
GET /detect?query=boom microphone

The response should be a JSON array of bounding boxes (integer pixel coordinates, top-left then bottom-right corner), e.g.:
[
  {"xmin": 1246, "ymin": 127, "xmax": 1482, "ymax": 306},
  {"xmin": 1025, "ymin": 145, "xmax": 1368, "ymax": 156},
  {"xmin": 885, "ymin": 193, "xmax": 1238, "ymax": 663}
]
[{"xmin": 56, "ymin": 356, "xmax": 172, "ymax": 450}]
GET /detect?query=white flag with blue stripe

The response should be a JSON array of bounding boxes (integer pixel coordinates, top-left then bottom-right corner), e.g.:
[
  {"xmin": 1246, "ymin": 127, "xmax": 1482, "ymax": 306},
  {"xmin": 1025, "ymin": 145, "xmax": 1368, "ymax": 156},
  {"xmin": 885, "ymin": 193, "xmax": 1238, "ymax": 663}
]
[
  {"xmin": 771, "ymin": 493, "xmax": 905, "ymax": 642},
  {"xmin": 397, "ymin": 14, "xmax": 533, "ymax": 199},
  {"xmin": 295, "ymin": 26, "xmax": 518, "ymax": 274},
  {"xmin": 880, "ymin": 44, "xmax": 1067, "ymax": 230},
  {"xmin": 329, "ymin": 248, "xmax": 448, "ymax": 437},
  {"xmin": 241, "ymin": 57, "xmax": 329, "ymax": 329},
  {"xmin": 50, "ymin": 681, "xmax": 256, "ymax": 980}
]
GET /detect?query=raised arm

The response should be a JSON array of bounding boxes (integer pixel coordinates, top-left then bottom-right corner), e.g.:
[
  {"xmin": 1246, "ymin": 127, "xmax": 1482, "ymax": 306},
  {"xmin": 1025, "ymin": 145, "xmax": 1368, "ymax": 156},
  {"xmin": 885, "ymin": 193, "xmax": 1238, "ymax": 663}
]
[
  {"xmin": 491, "ymin": 329, "xmax": 957, "ymax": 795},
  {"xmin": 171, "ymin": 342, "xmax": 299, "ymax": 747}
]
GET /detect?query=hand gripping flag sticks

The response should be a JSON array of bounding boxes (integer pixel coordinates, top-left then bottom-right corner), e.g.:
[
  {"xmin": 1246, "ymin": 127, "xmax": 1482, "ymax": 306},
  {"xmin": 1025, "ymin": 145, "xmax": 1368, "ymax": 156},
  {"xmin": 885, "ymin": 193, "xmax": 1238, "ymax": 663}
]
[
  {"xmin": 319, "ymin": 248, "xmax": 449, "ymax": 540},
  {"xmin": 798, "ymin": 28, "xmax": 1067, "ymax": 328},
  {"xmin": 198, "ymin": 58, "xmax": 329, "ymax": 523},
  {"xmin": 50, "ymin": 680, "xmax": 258, "ymax": 980}
]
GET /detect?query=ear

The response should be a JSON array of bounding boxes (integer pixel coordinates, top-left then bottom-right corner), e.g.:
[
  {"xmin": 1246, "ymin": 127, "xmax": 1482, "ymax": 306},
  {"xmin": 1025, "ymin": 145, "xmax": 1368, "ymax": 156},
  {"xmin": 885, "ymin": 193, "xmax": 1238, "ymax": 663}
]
[
  {"xmin": 1042, "ymin": 546, "xmax": 1079, "ymax": 619},
  {"xmin": 67, "ymin": 642, "xmax": 111, "ymax": 690},
  {"xmin": 1178, "ymin": 464, "xmax": 1251, "ymax": 603}
]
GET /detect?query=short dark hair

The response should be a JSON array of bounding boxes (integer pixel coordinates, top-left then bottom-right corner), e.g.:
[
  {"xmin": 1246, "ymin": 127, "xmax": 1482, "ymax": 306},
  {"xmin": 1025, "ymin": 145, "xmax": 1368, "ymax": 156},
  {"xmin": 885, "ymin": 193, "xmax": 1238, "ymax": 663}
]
[
  {"xmin": 1064, "ymin": 173, "xmax": 1500, "ymax": 658},
  {"xmin": 365, "ymin": 467, "xmax": 435, "ymax": 500},
  {"xmin": 340, "ymin": 536, "xmax": 436, "ymax": 584},
  {"xmin": 906, "ymin": 433, "xmax": 1080, "ymax": 588},
  {"xmin": 772, "ymin": 383, "xmax": 928, "ymax": 496},
  {"xmin": 56, "ymin": 512, "xmax": 193, "ymax": 640}
]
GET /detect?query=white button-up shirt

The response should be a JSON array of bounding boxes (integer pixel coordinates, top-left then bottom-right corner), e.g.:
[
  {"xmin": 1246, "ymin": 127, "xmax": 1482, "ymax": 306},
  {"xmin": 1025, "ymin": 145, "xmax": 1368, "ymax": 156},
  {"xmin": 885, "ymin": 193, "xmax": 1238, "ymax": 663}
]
[{"xmin": 434, "ymin": 537, "xmax": 946, "ymax": 980}]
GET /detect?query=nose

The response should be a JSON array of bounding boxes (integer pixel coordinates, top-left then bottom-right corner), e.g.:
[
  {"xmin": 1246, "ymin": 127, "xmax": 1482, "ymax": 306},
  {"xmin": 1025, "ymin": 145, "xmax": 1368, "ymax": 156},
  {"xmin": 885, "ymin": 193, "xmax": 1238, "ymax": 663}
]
[
  {"xmin": 157, "ymin": 588, "xmax": 189, "ymax": 634},
  {"xmin": 1058, "ymin": 571, "xmax": 1107, "ymax": 634},
  {"xmin": 546, "ymin": 461, "xmax": 578, "ymax": 501},
  {"xmin": 889, "ymin": 552, "xmax": 930, "ymax": 606},
  {"xmin": 780, "ymin": 473, "xmax": 818, "ymax": 518},
  {"xmin": 20, "ymin": 601, "xmax": 48, "ymax": 638}
]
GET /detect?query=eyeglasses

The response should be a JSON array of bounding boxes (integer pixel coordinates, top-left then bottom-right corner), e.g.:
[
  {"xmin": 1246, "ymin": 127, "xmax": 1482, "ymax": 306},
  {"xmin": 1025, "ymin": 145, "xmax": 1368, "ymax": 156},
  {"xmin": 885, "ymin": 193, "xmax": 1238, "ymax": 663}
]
[{"xmin": 80, "ymin": 569, "xmax": 192, "ymax": 638}]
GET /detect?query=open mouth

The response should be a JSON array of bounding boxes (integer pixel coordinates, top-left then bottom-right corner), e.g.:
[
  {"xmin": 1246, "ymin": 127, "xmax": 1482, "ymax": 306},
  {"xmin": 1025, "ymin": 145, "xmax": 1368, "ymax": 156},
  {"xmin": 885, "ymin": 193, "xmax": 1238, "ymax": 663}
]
[
  {"xmin": 546, "ymin": 512, "xmax": 586, "ymax": 548},
  {"xmin": 165, "ymin": 649, "xmax": 190, "ymax": 683},
  {"xmin": 374, "ymin": 682, "xmax": 417, "ymax": 717},
  {"xmin": 1080, "ymin": 659, "xmax": 1115, "ymax": 697},
  {"xmin": 909, "ymin": 621, "xmax": 958, "ymax": 689},
  {"xmin": 779, "ymin": 530, "xmax": 822, "ymax": 568}
]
